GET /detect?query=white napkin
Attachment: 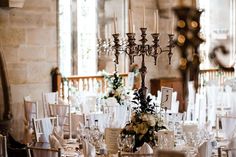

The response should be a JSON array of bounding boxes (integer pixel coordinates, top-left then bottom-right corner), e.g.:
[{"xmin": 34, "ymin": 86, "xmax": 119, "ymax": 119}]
[
  {"xmin": 52, "ymin": 126, "xmax": 65, "ymax": 146},
  {"xmin": 137, "ymin": 142, "xmax": 153, "ymax": 155},
  {"xmin": 82, "ymin": 139, "xmax": 96, "ymax": 157},
  {"xmin": 105, "ymin": 97, "xmax": 118, "ymax": 105},
  {"xmin": 49, "ymin": 134, "xmax": 62, "ymax": 149}
]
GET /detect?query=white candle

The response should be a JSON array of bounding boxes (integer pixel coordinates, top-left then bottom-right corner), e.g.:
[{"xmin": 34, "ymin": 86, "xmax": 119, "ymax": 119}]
[
  {"xmin": 113, "ymin": 13, "xmax": 117, "ymax": 34},
  {"xmin": 105, "ymin": 24, "xmax": 108, "ymax": 39},
  {"xmin": 153, "ymin": 11, "xmax": 156, "ymax": 33},
  {"xmin": 97, "ymin": 24, "xmax": 100, "ymax": 39},
  {"xmin": 128, "ymin": 9, "xmax": 133, "ymax": 33},
  {"xmin": 156, "ymin": 10, "xmax": 159, "ymax": 33},
  {"xmin": 171, "ymin": 14, "xmax": 175, "ymax": 34},
  {"xmin": 143, "ymin": 6, "xmax": 145, "ymax": 28},
  {"xmin": 133, "ymin": 24, "xmax": 135, "ymax": 33}
]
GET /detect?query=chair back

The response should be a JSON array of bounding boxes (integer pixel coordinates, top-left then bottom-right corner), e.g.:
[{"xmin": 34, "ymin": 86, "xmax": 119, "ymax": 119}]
[
  {"xmin": 156, "ymin": 150, "xmax": 186, "ymax": 157},
  {"xmin": 42, "ymin": 92, "xmax": 58, "ymax": 117},
  {"xmin": 32, "ymin": 117, "xmax": 58, "ymax": 143},
  {"xmin": 118, "ymin": 152, "xmax": 153, "ymax": 157},
  {"xmin": 219, "ymin": 115, "xmax": 236, "ymax": 139},
  {"xmin": 27, "ymin": 143, "xmax": 61, "ymax": 157},
  {"xmin": 0, "ymin": 134, "xmax": 7, "ymax": 157},
  {"xmin": 48, "ymin": 104, "xmax": 70, "ymax": 134},
  {"xmin": 24, "ymin": 100, "xmax": 38, "ymax": 126}
]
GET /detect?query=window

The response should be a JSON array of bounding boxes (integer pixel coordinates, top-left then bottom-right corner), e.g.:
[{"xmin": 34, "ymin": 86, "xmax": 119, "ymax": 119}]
[
  {"xmin": 58, "ymin": 0, "xmax": 128, "ymax": 76},
  {"xmin": 59, "ymin": 0, "xmax": 97, "ymax": 76},
  {"xmin": 198, "ymin": 0, "xmax": 236, "ymax": 69}
]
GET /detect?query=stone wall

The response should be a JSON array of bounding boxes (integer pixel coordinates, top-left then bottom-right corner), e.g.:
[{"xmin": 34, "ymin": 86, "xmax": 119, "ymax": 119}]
[{"xmin": 0, "ymin": 0, "xmax": 57, "ymax": 141}]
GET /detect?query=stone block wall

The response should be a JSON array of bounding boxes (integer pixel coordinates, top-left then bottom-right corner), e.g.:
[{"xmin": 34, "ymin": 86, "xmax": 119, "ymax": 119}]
[{"xmin": 0, "ymin": 0, "xmax": 57, "ymax": 141}]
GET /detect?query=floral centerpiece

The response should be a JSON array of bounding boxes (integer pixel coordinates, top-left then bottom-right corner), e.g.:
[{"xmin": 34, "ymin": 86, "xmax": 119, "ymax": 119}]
[
  {"xmin": 102, "ymin": 71, "xmax": 131, "ymax": 105},
  {"xmin": 120, "ymin": 92, "xmax": 166, "ymax": 151}
]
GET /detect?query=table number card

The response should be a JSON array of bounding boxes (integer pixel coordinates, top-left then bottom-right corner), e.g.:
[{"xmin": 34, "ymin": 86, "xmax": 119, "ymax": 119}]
[
  {"xmin": 104, "ymin": 128, "xmax": 121, "ymax": 154},
  {"xmin": 161, "ymin": 86, "xmax": 173, "ymax": 110}
]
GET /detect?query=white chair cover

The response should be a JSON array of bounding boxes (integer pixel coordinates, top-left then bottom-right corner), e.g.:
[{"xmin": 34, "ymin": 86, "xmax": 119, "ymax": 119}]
[
  {"xmin": 23, "ymin": 99, "xmax": 38, "ymax": 144},
  {"xmin": 42, "ymin": 92, "xmax": 58, "ymax": 117},
  {"xmin": 33, "ymin": 117, "xmax": 56, "ymax": 143},
  {"xmin": 221, "ymin": 116, "xmax": 236, "ymax": 139}
]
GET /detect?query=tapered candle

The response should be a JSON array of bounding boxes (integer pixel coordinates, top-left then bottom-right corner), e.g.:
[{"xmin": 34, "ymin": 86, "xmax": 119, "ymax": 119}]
[
  {"xmin": 133, "ymin": 24, "xmax": 135, "ymax": 33},
  {"xmin": 113, "ymin": 13, "xmax": 117, "ymax": 34},
  {"xmin": 128, "ymin": 9, "xmax": 133, "ymax": 33},
  {"xmin": 156, "ymin": 10, "xmax": 159, "ymax": 33},
  {"xmin": 171, "ymin": 14, "xmax": 174, "ymax": 34},
  {"xmin": 153, "ymin": 11, "xmax": 156, "ymax": 33},
  {"xmin": 143, "ymin": 6, "xmax": 145, "ymax": 28},
  {"xmin": 97, "ymin": 24, "xmax": 100, "ymax": 39}
]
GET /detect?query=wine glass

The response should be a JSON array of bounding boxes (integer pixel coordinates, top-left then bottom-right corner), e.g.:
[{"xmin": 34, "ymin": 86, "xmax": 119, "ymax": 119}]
[
  {"xmin": 125, "ymin": 135, "xmax": 135, "ymax": 152},
  {"xmin": 117, "ymin": 134, "xmax": 125, "ymax": 152}
]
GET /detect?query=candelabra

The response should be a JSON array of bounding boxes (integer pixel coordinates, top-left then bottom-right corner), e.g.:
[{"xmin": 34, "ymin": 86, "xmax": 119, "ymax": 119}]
[{"xmin": 112, "ymin": 28, "xmax": 175, "ymax": 108}]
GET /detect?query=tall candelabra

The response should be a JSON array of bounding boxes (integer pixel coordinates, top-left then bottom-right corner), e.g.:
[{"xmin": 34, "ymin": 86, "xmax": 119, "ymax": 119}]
[{"xmin": 112, "ymin": 28, "xmax": 175, "ymax": 108}]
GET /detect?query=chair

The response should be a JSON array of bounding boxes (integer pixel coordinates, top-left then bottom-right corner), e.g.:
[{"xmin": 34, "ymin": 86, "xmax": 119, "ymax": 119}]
[
  {"xmin": 156, "ymin": 150, "xmax": 186, "ymax": 157},
  {"xmin": 118, "ymin": 152, "xmax": 153, "ymax": 157},
  {"xmin": 0, "ymin": 134, "xmax": 8, "ymax": 157},
  {"xmin": 42, "ymin": 92, "xmax": 58, "ymax": 117},
  {"xmin": 48, "ymin": 104, "xmax": 70, "ymax": 136},
  {"xmin": 32, "ymin": 117, "xmax": 58, "ymax": 143},
  {"xmin": 218, "ymin": 147, "xmax": 236, "ymax": 157},
  {"xmin": 24, "ymin": 98, "xmax": 38, "ymax": 128},
  {"xmin": 26, "ymin": 143, "xmax": 61, "ymax": 157},
  {"xmin": 216, "ymin": 115, "xmax": 236, "ymax": 139},
  {"xmin": 23, "ymin": 97, "xmax": 39, "ymax": 143}
]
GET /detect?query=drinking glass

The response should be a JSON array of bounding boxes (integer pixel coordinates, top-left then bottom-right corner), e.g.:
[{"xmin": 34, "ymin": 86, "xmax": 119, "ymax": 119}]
[
  {"xmin": 117, "ymin": 134, "xmax": 125, "ymax": 152},
  {"xmin": 125, "ymin": 135, "xmax": 135, "ymax": 152}
]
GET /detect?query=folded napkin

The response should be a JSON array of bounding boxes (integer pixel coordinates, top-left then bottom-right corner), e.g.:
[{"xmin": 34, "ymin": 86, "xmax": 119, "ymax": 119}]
[
  {"xmin": 52, "ymin": 126, "xmax": 65, "ymax": 146},
  {"xmin": 49, "ymin": 134, "xmax": 62, "ymax": 149},
  {"xmin": 137, "ymin": 142, "xmax": 153, "ymax": 154},
  {"xmin": 105, "ymin": 97, "xmax": 118, "ymax": 106},
  {"xmin": 82, "ymin": 139, "xmax": 96, "ymax": 157}
]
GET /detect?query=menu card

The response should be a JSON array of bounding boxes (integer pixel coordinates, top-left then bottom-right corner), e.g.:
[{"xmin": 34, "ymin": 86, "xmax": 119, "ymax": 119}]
[{"xmin": 105, "ymin": 128, "xmax": 121, "ymax": 154}]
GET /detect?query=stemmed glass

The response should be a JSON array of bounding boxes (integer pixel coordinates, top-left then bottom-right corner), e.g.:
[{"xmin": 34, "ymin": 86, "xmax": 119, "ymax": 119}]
[
  {"xmin": 125, "ymin": 135, "xmax": 135, "ymax": 152},
  {"xmin": 117, "ymin": 134, "xmax": 125, "ymax": 152}
]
